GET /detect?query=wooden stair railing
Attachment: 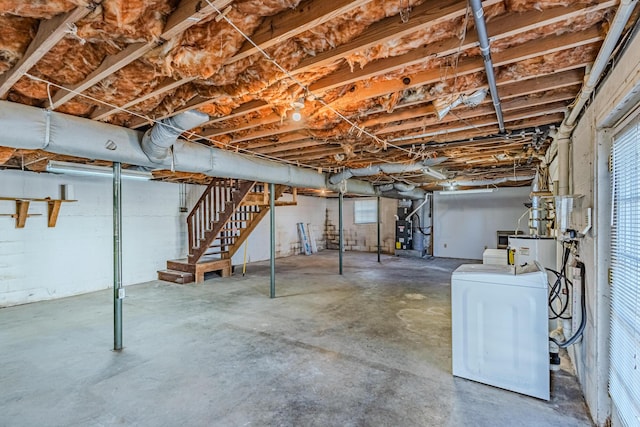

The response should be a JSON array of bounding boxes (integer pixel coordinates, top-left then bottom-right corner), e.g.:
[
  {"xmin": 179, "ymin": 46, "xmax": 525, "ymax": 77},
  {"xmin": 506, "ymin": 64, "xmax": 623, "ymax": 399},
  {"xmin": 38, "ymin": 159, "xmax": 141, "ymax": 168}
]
[
  {"xmin": 187, "ymin": 179, "xmax": 256, "ymax": 263},
  {"xmin": 224, "ymin": 184, "xmax": 288, "ymax": 258},
  {"xmin": 160, "ymin": 181, "xmax": 296, "ymax": 285}
]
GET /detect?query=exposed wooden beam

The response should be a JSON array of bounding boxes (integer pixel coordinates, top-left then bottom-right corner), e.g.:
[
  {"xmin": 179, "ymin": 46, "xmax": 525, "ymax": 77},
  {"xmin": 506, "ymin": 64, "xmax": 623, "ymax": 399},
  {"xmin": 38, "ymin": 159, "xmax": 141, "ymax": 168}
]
[
  {"xmin": 375, "ymin": 92, "xmax": 573, "ymax": 135},
  {"xmin": 201, "ymin": 100, "xmax": 269, "ymax": 126},
  {"xmin": 50, "ymin": 42, "xmax": 151, "ymax": 109},
  {"xmin": 230, "ymin": 122, "xmax": 307, "ymax": 144},
  {"xmin": 279, "ymin": 111, "xmax": 564, "ymax": 161},
  {"xmin": 206, "ymin": 30, "xmax": 593, "ymax": 142},
  {"xmin": 161, "ymin": 0, "xmax": 234, "ymax": 40},
  {"xmin": 253, "ymin": 139, "xmax": 320, "ymax": 155},
  {"xmin": 50, "ymin": 0, "xmax": 233, "ymax": 109},
  {"xmin": 293, "ymin": 0, "xmax": 499, "ymax": 75},
  {"xmin": 363, "ymin": 85, "xmax": 577, "ymax": 132},
  {"xmin": 126, "ymin": 0, "xmax": 604, "ymax": 133},
  {"xmin": 228, "ymin": 0, "xmax": 374, "ymax": 64},
  {"xmin": 203, "ymin": 113, "xmax": 282, "ymax": 138},
  {"xmin": 318, "ymin": 31, "xmax": 600, "ymax": 115},
  {"xmin": 91, "ymin": 77, "xmax": 194, "ymax": 120},
  {"xmin": 202, "ymin": 23, "xmax": 598, "ymax": 140},
  {"xmin": 231, "ymin": 67, "xmax": 584, "ymax": 148},
  {"xmin": 387, "ymin": 103, "xmax": 568, "ymax": 143},
  {"xmin": 309, "ymin": 7, "xmax": 607, "ymax": 93},
  {"xmin": 393, "ymin": 113, "xmax": 565, "ymax": 147},
  {"xmin": 126, "ymin": 0, "xmax": 484, "ymax": 128},
  {"xmin": 241, "ymin": 131, "xmax": 310, "ymax": 150},
  {"xmin": 0, "ymin": 3, "xmax": 99, "ymax": 99}
]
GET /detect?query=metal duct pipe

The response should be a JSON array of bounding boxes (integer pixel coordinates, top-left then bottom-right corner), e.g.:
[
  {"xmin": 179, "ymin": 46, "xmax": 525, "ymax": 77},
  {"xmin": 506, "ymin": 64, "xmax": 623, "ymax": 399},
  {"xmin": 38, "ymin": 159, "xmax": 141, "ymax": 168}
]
[
  {"xmin": 328, "ymin": 157, "xmax": 447, "ymax": 185},
  {"xmin": 375, "ymin": 182, "xmax": 427, "ymax": 199},
  {"xmin": 470, "ymin": 0, "xmax": 505, "ymax": 133},
  {"xmin": 0, "ymin": 102, "xmax": 429, "ymax": 199},
  {"xmin": 453, "ymin": 175, "xmax": 535, "ymax": 187},
  {"xmin": 141, "ymin": 110, "xmax": 209, "ymax": 163}
]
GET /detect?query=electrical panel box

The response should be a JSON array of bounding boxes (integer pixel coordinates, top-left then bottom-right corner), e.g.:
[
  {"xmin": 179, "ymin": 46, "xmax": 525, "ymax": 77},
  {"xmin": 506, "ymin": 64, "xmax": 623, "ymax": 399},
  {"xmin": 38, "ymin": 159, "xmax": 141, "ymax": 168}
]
[{"xmin": 395, "ymin": 220, "xmax": 412, "ymax": 249}]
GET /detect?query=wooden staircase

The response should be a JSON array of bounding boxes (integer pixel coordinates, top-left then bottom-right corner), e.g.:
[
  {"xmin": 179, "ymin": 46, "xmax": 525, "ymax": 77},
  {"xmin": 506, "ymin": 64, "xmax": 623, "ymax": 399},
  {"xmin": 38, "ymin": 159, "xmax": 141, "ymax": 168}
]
[{"xmin": 158, "ymin": 179, "xmax": 292, "ymax": 284}]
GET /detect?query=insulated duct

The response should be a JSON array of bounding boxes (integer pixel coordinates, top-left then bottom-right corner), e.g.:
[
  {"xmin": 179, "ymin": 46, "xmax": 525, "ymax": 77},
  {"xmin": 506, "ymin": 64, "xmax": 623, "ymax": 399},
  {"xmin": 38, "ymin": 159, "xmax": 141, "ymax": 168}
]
[
  {"xmin": 0, "ymin": 102, "xmax": 428, "ymax": 199},
  {"xmin": 328, "ymin": 157, "xmax": 447, "ymax": 185},
  {"xmin": 470, "ymin": 0, "xmax": 505, "ymax": 133},
  {"xmin": 141, "ymin": 110, "xmax": 209, "ymax": 163},
  {"xmin": 452, "ymin": 175, "xmax": 535, "ymax": 187}
]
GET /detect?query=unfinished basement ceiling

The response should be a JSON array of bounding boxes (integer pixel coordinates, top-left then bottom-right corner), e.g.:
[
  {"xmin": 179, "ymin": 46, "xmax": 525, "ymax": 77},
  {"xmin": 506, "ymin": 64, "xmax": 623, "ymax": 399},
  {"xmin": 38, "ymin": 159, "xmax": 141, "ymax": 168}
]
[{"xmin": 0, "ymin": 0, "xmax": 637, "ymax": 191}]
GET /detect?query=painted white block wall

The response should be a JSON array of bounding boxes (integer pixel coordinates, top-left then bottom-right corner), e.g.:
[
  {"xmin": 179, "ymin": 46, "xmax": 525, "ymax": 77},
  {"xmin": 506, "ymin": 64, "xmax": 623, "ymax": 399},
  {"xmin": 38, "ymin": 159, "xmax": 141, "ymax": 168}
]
[
  {"xmin": 230, "ymin": 193, "xmax": 327, "ymax": 266},
  {"xmin": 433, "ymin": 187, "xmax": 530, "ymax": 259},
  {"xmin": 325, "ymin": 197, "xmax": 396, "ymax": 253},
  {"xmin": 0, "ymin": 170, "xmax": 329, "ymax": 307},
  {"xmin": 0, "ymin": 169, "xmax": 186, "ymax": 307},
  {"xmin": 550, "ymin": 29, "xmax": 640, "ymax": 426}
]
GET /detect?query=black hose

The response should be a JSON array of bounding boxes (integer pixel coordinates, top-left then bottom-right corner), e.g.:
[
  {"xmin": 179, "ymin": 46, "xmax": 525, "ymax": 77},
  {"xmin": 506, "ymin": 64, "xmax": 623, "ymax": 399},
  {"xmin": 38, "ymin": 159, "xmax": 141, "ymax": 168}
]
[
  {"xmin": 412, "ymin": 213, "xmax": 431, "ymax": 235},
  {"xmin": 547, "ymin": 245, "xmax": 573, "ymax": 320},
  {"xmin": 550, "ymin": 261, "xmax": 586, "ymax": 348}
]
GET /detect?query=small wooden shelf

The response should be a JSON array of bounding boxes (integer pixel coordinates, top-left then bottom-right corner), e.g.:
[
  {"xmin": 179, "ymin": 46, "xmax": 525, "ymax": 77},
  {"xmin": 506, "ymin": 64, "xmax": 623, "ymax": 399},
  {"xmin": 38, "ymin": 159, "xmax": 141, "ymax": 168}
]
[{"xmin": 0, "ymin": 197, "xmax": 77, "ymax": 228}]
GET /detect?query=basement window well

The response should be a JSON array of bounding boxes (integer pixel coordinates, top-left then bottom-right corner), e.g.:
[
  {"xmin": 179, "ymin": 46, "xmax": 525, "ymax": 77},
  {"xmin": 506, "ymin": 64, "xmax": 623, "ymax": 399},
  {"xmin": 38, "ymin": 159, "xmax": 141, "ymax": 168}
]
[{"xmin": 354, "ymin": 200, "xmax": 378, "ymax": 224}]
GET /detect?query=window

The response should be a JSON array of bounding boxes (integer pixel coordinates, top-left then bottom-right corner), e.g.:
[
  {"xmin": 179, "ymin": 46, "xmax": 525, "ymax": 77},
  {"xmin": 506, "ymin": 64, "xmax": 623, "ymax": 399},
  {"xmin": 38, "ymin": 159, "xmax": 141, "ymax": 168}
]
[
  {"xmin": 354, "ymin": 199, "xmax": 378, "ymax": 224},
  {"xmin": 610, "ymin": 118, "xmax": 640, "ymax": 426}
]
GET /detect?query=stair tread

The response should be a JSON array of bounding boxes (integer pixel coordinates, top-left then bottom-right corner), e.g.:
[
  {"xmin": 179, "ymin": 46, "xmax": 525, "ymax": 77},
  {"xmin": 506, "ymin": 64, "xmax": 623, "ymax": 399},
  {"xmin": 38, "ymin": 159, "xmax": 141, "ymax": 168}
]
[{"xmin": 158, "ymin": 269, "xmax": 194, "ymax": 284}]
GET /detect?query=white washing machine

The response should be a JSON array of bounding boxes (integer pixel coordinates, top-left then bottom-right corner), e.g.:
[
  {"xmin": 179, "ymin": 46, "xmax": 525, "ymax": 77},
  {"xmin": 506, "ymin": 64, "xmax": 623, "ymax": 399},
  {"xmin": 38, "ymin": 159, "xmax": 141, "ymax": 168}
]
[
  {"xmin": 482, "ymin": 248, "xmax": 508, "ymax": 265},
  {"xmin": 451, "ymin": 263, "xmax": 550, "ymax": 400}
]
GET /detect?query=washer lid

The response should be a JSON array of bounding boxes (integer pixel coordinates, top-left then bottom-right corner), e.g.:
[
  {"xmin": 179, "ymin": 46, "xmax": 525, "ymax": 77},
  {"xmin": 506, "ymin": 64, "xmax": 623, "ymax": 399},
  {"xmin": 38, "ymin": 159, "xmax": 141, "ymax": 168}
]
[{"xmin": 452, "ymin": 263, "xmax": 547, "ymax": 288}]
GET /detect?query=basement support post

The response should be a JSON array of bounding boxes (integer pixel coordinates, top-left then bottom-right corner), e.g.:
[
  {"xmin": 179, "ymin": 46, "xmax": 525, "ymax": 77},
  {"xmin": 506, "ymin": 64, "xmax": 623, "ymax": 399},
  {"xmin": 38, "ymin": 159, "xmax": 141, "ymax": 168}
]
[
  {"xmin": 113, "ymin": 162, "xmax": 123, "ymax": 351},
  {"xmin": 269, "ymin": 182, "xmax": 276, "ymax": 298},
  {"xmin": 339, "ymin": 192, "xmax": 344, "ymax": 275},
  {"xmin": 377, "ymin": 196, "xmax": 381, "ymax": 263}
]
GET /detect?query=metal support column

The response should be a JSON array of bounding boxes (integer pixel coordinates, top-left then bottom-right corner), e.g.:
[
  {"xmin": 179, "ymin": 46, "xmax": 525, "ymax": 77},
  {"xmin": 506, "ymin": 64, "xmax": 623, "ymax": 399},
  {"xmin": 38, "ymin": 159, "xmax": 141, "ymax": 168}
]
[
  {"xmin": 269, "ymin": 182, "xmax": 276, "ymax": 298},
  {"xmin": 113, "ymin": 162, "xmax": 123, "ymax": 351},
  {"xmin": 339, "ymin": 192, "xmax": 343, "ymax": 275},
  {"xmin": 377, "ymin": 196, "xmax": 381, "ymax": 263}
]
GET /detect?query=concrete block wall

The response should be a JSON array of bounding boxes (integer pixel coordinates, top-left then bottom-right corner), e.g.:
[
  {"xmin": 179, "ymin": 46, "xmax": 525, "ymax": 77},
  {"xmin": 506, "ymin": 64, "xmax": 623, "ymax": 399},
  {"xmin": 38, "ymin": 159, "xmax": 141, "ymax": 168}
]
[
  {"xmin": 549, "ymin": 29, "xmax": 640, "ymax": 425},
  {"xmin": 0, "ymin": 169, "xmax": 188, "ymax": 307},
  {"xmin": 325, "ymin": 197, "xmax": 396, "ymax": 254},
  {"xmin": 0, "ymin": 170, "xmax": 329, "ymax": 307},
  {"xmin": 229, "ymin": 192, "xmax": 327, "ymax": 265}
]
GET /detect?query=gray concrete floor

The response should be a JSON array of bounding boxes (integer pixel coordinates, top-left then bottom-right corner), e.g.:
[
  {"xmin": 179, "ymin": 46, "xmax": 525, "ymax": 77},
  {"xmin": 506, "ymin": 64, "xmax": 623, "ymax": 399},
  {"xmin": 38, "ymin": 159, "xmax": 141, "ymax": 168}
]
[{"xmin": 0, "ymin": 251, "xmax": 592, "ymax": 426}]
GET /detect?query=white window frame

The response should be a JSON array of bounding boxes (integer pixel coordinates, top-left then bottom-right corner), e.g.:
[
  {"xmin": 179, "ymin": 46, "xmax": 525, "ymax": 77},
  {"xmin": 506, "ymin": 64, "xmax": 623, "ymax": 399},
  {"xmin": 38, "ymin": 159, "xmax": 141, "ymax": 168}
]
[
  {"xmin": 354, "ymin": 199, "xmax": 378, "ymax": 224},
  {"xmin": 609, "ymin": 117, "xmax": 640, "ymax": 427}
]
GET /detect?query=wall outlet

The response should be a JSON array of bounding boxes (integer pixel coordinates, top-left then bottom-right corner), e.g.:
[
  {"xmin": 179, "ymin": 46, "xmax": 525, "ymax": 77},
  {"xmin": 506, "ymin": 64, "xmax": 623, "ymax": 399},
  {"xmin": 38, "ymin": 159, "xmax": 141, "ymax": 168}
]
[{"xmin": 444, "ymin": 243, "xmax": 447, "ymax": 248}]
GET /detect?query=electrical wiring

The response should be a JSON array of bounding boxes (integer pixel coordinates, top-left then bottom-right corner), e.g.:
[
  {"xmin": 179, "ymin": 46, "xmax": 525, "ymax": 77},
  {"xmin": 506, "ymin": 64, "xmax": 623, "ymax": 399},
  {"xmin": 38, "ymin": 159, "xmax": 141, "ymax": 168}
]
[
  {"xmin": 547, "ymin": 243, "xmax": 573, "ymax": 320},
  {"xmin": 412, "ymin": 213, "xmax": 431, "ymax": 235},
  {"xmin": 550, "ymin": 261, "xmax": 587, "ymax": 349},
  {"xmin": 202, "ymin": 0, "xmax": 423, "ymax": 161}
]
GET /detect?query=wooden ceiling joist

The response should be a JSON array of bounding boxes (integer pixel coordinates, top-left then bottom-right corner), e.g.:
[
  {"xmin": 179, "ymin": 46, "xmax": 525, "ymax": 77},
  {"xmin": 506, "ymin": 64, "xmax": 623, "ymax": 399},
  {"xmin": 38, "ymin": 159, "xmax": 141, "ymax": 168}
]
[
  {"xmin": 309, "ymin": 7, "xmax": 606, "ymax": 94},
  {"xmin": 50, "ymin": 0, "xmax": 234, "ymax": 109},
  {"xmin": 0, "ymin": 3, "xmax": 100, "ymax": 99},
  {"xmin": 227, "ymin": 0, "xmax": 375, "ymax": 64}
]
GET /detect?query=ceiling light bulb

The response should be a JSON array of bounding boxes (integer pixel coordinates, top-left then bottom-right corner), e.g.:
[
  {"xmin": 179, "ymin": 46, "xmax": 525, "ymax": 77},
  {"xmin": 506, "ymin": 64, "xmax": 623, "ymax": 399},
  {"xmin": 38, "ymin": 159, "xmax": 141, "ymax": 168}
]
[{"xmin": 292, "ymin": 111, "xmax": 302, "ymax": 122}]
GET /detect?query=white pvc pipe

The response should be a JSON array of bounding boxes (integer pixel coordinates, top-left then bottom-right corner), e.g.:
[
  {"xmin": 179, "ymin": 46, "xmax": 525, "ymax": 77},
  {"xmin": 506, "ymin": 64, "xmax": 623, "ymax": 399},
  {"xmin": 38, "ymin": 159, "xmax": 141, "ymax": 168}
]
[
  {"xmin": 553, "ymin": 0, "xmax": 637, "ymax": 142},
  {"xmin": 557, "ymin": 138, "xmax": 570, "ymax": 196}
]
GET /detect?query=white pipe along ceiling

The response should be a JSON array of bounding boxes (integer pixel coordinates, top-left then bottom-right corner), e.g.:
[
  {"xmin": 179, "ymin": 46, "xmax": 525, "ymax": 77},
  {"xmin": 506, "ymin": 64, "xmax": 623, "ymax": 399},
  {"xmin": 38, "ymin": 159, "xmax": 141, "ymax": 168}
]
[
  {"xmin": 0, "ymin": 101, "xmax": 427, "ymax": 199},
  {"xmin": 551, "ymin": 0, "xmax": 638, "ymax": 196}
]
